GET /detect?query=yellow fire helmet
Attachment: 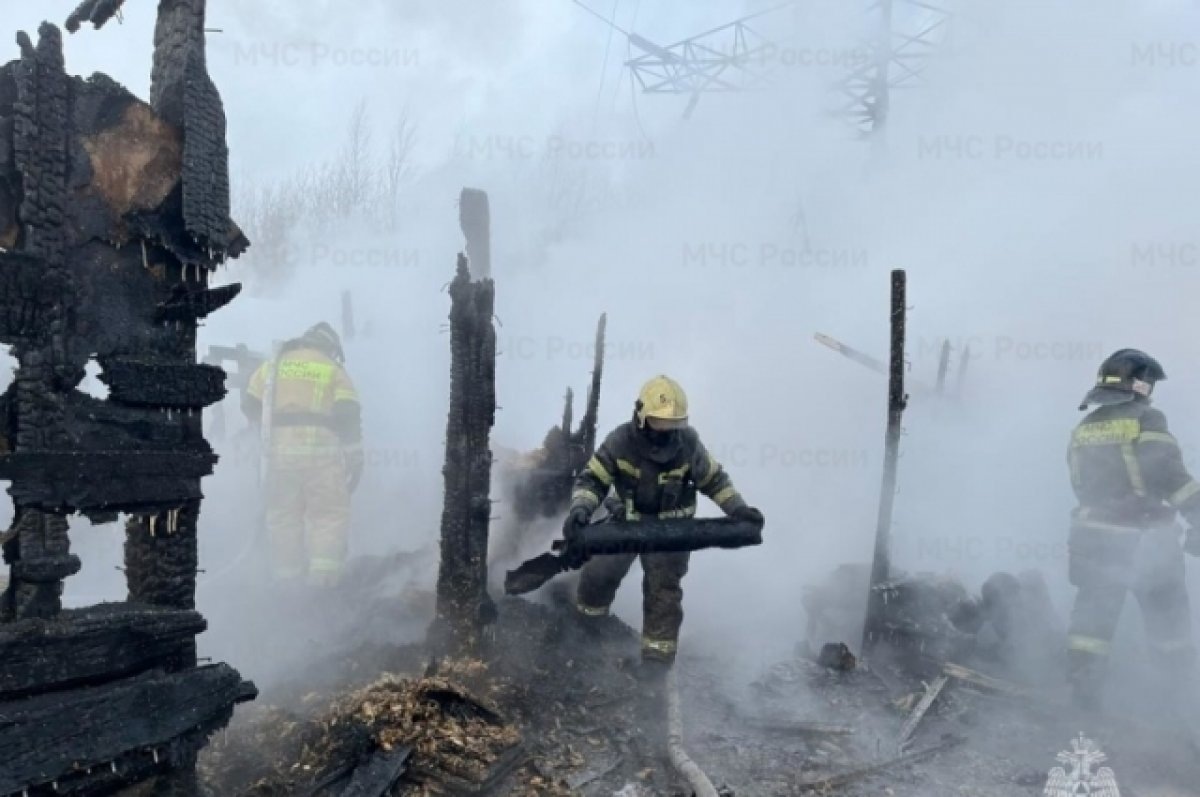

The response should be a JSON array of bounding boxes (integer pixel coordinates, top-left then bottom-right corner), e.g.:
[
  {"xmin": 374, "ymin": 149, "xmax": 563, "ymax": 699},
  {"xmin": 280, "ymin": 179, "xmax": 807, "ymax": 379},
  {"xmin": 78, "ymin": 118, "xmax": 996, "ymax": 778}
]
[{"xmin": 635, "ymin": 375, "xmax": 689, "ymax": 430}]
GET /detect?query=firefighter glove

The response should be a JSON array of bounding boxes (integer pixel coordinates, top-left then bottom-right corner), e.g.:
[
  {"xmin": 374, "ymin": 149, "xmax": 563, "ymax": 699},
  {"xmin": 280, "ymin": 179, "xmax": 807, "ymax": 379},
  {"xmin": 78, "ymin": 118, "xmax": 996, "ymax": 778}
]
[
  {"xmin": 562, "ymin": 506, "xmax": 592, "ymax": 568},
  {"xmin": 733, "ymin": 505, "xmax": 764, "ymax": 526},
  {"xmin": 563, "ymin": 505, "xmax": 592, "ymax": 544}
]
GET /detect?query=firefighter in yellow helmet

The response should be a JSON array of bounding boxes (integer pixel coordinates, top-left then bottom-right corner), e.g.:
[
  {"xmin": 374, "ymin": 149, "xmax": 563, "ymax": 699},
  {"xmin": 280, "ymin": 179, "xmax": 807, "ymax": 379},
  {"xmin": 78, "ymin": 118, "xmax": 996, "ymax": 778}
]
[
  {"xmin": 1067, "ymin": 349, "xmax": 1200, "ymax": 724},
  {"xmin": 243, "ymin": 322, "xmax": 363, "ymax": 587},
  {"xmin": 564, "ymin": 375, "xmax": 762, "ymax": 666}
]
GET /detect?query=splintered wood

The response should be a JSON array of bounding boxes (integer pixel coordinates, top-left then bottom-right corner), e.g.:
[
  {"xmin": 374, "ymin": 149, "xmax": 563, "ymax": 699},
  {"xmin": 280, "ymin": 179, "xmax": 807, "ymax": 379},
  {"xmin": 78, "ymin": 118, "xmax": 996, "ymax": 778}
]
[{"xmin": 202, "ymin": 666, "xmax": 522, "ymax": 795}]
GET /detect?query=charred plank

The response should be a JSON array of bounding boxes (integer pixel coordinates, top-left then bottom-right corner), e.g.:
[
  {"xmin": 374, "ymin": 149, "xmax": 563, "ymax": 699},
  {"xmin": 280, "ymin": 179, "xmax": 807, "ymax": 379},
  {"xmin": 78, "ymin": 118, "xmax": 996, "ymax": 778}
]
[
  {"xmin": 0, "ymin": 602, "xmax": 205, "ymax": 698},
  {"xmin": 0, "ymin": 663, "xmax": 256, "ymax": 795},
  {"xmin": 154, "ymin": 282, "xmax": 241, "ymax": 323},
  {"xmin": 99, "ymin": 358, "xmax": 227, "ymax": 408}
]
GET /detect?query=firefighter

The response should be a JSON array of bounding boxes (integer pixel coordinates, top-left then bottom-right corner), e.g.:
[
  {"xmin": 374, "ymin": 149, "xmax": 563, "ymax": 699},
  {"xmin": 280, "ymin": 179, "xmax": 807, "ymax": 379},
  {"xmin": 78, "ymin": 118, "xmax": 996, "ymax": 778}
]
[
  {"xmin": 563, "ymin": 375, "xmax": 763, "ymax": 668},
  {"xmin": 1067, "ymin": 349, "xmax": 1200, "ymax": 717},
  {"xmin": 243, "ymin": 322, "xmax": 364, "ymax": 587}
]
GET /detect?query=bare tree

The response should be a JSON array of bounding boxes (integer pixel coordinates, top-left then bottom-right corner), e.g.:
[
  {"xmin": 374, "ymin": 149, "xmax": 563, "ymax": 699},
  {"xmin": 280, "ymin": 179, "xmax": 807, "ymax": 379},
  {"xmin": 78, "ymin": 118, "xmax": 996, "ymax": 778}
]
[
  {"xmin": 382, "ymin": 108, "xmax": 417, "ymax": 230},
  {"xmin": 232, "ymin": 98, "xmax": 420, "ymax": 292}
]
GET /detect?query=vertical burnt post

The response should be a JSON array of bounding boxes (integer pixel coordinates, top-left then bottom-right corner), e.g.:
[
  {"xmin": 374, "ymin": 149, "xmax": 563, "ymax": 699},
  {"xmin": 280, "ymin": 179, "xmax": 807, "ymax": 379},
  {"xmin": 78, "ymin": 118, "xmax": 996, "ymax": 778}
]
[
  {"xmin": 862, "ymin": 269, "xmax": 907, "ymax": 656},
  {"xmin": 433, "ymin": 254, "xmax": 497, "ymax": 654},
  {"xmin": 3, "ymin": 26, "xmax": 81, "ymax": 620}
]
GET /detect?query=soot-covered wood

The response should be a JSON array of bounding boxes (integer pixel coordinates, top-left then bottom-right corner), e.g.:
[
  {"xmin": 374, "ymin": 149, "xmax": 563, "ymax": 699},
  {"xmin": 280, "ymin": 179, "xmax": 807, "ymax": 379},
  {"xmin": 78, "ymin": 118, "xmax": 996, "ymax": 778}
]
[
  {"xmin": 0, "ymin": 8, "xmax": 252, "ymax": 794},
  {"xmin": 433, "ymin": 254, "xmax": 497, "ymax": 653},
  {"xmin": 0, "ymin": 664, "xmax": 257, "ymax": 795},
  {"xmin": 0, "ymin": 602, "xmax": 206, "ymax": 698}
]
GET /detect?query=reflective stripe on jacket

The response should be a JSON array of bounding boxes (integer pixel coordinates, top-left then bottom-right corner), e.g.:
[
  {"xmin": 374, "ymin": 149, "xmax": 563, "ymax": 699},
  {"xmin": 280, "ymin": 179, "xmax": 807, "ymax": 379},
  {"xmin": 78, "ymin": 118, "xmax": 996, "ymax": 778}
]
[
  {"xmin": 248, "ymin": 346, "xmax": 359, "ymax": 455},
  {"xmin": 569, "ymin": 422, "xmax": 746, "ymax": 520},
  {"xmin": 1068, "ymin": 400, "xmax": 1200, "ymax": 528}
]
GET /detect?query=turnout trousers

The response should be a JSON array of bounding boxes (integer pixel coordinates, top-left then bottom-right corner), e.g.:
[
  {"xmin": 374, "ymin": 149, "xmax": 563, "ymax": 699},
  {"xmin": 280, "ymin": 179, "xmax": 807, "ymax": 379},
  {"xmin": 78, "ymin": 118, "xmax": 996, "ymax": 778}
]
[
  {"xmin": 265, "ymin": 451, "xmax": 350, "ymax": 585},
  {"xmin": 576, "ymin": 551, "xmax": 691, "ymax": 662},
  {"xmin": 1067, "ymin": 520, "xmax": 1195, "ymax": 707}
]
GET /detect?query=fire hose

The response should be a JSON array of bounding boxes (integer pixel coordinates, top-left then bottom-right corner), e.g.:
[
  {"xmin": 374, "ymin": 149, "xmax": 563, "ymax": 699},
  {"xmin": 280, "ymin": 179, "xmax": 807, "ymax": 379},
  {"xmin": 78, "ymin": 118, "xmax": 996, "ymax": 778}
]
[{"xmin": 666, "ymin": 668, "xmax": 719, "ymax": 797}]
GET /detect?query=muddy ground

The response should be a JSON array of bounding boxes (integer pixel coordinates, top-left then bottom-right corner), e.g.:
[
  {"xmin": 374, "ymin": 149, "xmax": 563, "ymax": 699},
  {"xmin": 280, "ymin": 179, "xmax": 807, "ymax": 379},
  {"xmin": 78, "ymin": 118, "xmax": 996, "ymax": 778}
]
[{"xmin": 194, "ymin": 566, "xmax": 1200, "ymax": 797}]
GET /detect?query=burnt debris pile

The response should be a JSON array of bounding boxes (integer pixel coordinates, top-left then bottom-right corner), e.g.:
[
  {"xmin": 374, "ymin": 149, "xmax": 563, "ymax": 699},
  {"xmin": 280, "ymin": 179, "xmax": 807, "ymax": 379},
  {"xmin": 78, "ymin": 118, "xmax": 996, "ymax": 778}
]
[
  {"xmin": 0, "ymin": 5, "xmax": 252, "ymax": 794},
  {"xmin": 199, "ymin": 596, "xmax": 694, "ymax": 797}
]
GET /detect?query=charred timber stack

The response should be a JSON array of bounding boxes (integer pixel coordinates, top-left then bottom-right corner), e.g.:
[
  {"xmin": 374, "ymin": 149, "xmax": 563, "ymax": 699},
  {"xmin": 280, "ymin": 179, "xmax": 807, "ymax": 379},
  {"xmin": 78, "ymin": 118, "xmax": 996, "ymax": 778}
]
[
  {"xmin": 433, "ymin": 254, "xmax": 497, "ymax": 654},
  {"xmin": 509, "ymin": 313, "xmax": 606, "ymax": 522},
  {"xmin": 0, "ymin": 5, "xmax": 254, "ymax": 794}
]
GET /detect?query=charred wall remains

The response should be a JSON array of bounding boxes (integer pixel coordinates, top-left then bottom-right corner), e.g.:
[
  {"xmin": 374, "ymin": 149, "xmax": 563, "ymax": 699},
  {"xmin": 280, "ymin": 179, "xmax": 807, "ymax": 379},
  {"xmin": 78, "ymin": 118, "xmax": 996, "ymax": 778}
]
[{"xmin": 0, "ymin": 6, "xmax": 252, "ymax": 795}]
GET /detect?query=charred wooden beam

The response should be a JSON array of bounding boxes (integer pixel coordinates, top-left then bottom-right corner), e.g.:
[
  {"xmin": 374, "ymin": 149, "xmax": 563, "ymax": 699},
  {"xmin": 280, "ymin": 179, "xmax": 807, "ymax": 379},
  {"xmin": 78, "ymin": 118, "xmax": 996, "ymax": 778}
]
[
  {"xmin": 0, "ymin": 663, "xmax": 256, "ymax": 796},
  {"xmin": 149, "ymin": 0, "xmax": 243, "ymax": 256},
  {"xmin": 433, "ymin": 254, "xmax": 497, "ymax": 653},
  {"xmin": 895, "ymin": 674, "xmax": 949, "ymax": 753},
  {"xmin": 862, "ymin": 269, "xmax": 907, "ymax": 656},
  {"xmin": 154, "ymin": 282, "xmax": 242, "ymax": 322},
  {"xmin": 99, "ymin": 359, "xmax": 228, "ymax": 408},
  {"xmin": 0, "ymin": 602, "xmax": 205, "ymax": 699},
  {"xmin": 2, "ymin": 510, "xmax": 75, "ymax": 619},
  {"xmin": 0, "ymin": 451, "xmax": 214, "ymax": 512},
  {"xmin": 126, "ymin": 499, "xmax": 202, "ymax": 615}
]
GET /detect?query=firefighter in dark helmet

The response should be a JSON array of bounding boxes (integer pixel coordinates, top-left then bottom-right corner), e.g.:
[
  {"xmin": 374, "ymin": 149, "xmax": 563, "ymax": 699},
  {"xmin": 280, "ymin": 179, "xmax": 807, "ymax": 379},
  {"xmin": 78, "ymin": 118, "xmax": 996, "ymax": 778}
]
[
  {"xmin": 563, "ymin": 375, "xmax": 763, "ymax": 667},
  {"xmin": 1067, "ymin": 349, "xmax": 1200, "ymax": 716}
]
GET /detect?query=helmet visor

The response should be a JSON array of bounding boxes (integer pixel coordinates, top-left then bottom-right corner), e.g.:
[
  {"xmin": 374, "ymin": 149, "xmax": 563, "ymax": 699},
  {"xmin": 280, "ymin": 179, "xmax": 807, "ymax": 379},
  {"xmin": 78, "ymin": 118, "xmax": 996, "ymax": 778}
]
[{"xmin": 645, "ymin": 415, "xmax": 688, "ymax": 431}]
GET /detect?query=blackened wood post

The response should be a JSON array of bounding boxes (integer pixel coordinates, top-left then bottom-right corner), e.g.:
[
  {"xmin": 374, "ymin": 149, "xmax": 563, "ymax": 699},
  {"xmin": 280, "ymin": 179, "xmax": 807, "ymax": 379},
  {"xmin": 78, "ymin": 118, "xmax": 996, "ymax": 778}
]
[
  {"xmin": 862, "ymin": 269, "xmax": 907, "ymax": 656},
  {"xmin": 433, "ymin": 254, "xmax": 497, "ymax": 653}
]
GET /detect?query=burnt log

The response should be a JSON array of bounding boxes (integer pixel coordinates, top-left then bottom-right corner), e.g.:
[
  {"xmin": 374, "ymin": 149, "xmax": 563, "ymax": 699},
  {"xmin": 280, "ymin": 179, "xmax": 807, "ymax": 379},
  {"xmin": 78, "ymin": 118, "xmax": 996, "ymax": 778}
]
[
  {"xmin": 574, "ymin": 516, "xmax": 764, "ymax": 556},
  {"xmin": 0, "ymin": 602, "xmax": 205, "ymax": 698},
  {"xmin": 0, "ymin": 663, "xmax": 257, "ymax": 796},
  {"xmin": 504, "ymin": 516, "xmax": 764, "ymax": 595}
]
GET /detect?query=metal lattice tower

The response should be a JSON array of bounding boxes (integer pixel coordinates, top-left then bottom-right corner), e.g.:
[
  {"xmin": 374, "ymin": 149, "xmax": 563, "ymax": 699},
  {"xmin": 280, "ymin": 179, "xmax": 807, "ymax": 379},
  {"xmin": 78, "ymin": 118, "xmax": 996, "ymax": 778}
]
[
  {"xmin": 574, "ymin": 0, "xmax": 794, "ymax": 118},
  {"xmin": 837, "ymin": 0, "xmax": 954, "ymax": 139}
]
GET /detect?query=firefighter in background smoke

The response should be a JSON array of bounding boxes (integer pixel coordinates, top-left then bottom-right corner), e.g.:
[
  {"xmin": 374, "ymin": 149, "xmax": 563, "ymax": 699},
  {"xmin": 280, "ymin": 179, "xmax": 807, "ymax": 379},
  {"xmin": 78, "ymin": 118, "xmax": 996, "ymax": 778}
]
[
  {"xmin": 564, "ymin": 375, "xmax": 763, "ymax": 666},
  {"xmin": 1067, "ymin": 349, "xmax": 1200, "ymax": 721},
  {"xmin": 243, "ymin": 322, "xmax": 364, "ymax": 587}
]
